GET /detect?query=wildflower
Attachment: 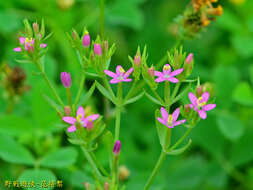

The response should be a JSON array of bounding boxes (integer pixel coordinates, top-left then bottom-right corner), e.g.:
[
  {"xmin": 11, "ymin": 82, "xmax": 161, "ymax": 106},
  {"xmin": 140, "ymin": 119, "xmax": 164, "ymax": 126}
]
[
  {"xmin": 188, "ymin": 92, "xmax": 216, "ymax": 119},
  {"xmin": 157, "ymin": 107, "xmax": 186, "ymax": 128},
  {"xmin": 185, "ymin": 53, "xmax": 193, "ymax": 64},
  {"xmin": 82, "ymin": 33, "xmax": 90, "ymax": 47},
  {"xmin": 104, "ymin": 65, "xmax": 133, "ymax": 84},
  {"xmin": 134, "ymin": 55, "xmax": 141, "ymax": 66},
  {"xmin": 113, "ymin": 140, "xmax": 121, "ymax": 155},
  {"xmin": 62, "ymin": 106, "xmax": 99, "ymax": 132},
  {"xmin": 60, "ymin": 72, "xmax": 72, "ymax": 88},
  {"xmin": 94, "ymin": 43, "xmax": 102, "ymax": 56},
  {"xmin": 148, "ymin": 66, "xmax": 155, "ymax": 77},
  {"xmin": 154, "ymin": 64, "xmax": 183, "ymax": 83},
  {"xmin": 13, "ymin": 36, "xmax": 47, "ymax": 52}
]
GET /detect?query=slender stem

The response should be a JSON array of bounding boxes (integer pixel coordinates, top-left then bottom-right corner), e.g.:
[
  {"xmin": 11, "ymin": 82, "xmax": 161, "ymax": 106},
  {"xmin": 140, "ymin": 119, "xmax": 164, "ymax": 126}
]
[
  {"xmin": 100, "ymin": 0, "xmax": 104, "ymax": 38},
  {"xmin": 151, "ymin": 88, "xmax": 164, "ymax": 105},
  {"xmin": 115, "ymin": 82, "xmax": 122, "ymax": 141},
  {"xmin": 171, "ymin": 82, "xmax": 181, "ymax": 101},
  {"xmin": 34, "ymin": 60, "xmax": 64, "ymax": 108},
  {"xmin": 66, "ymin": 88, "xmax": 72, "ymax": 114},
  {"xmin": 81, "ymin": 147, "xmax": 104, "ymax": 183},
  {"xmin": 124, "ymin": 80, "xmax": 137, "ymax": 101},
  {"xmin": 169, "ymin": 127, "xmax": 192, "ymax": 151},
  {"xmin": 143, "ymin": 151, "xmax": 166, "ymax": 190},
  {"xmin": 90, "ymin": 152, "xmax": 110, "ymax": 177},
  {"xmin": 74, "ymin": 75, "xmax": 85, "ymax": 109},
  {"xmin": 164, "ymin": 81, "xmax": 170, "ymax": 106},
  {"xmin": 102, "ymin": 75, "xmax": 116, "ymax": 100},
  {"xmin": 112, "ymin": 155, "xmax": 119, "ymax": 186}
]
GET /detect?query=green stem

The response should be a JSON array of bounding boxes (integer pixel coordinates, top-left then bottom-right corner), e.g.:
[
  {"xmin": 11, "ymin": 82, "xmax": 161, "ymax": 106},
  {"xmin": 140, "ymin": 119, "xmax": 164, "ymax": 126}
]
[
  {"xmin": 34, "ymin": 60, "xmax": 64, "ymax": 108},
  {"xmin": 151, "ymin": 88, "xmax": 164, "ymax": 105},
  {"xmin": 81, "ymin": 147, "xmax": 104, "ymax": 183},
  {"xmin": 66, "ymin": 88, "xmax": 72, "ymax": 113},
  {"xmin": 143, "ymin": 151, "xmax": 167, "ymax": 190},
  {"xmin": 90, "ymin": 152, "xmax": 110, "ymax": 177},
  {"xmin": 124, "ymin": 80, "xmax": 137, "ymax": 101},
  {"xmin": 100, "ymin": 0, "xmax": 104, "ymax": 38},
  {"xmin": 169, "ymin": 127, "xmax": 192, "ymax": 151},
  {"xmin": 171, "ymin": 82, "xmax": 181, "ymax": 100},
  {"xmin": 112, "ymin": 155, "xmax": 119, "ymax": 186},
  {"xmin": 74, "ymin": 75, "xmax": 85, "ymax": 109},
  {"xmin": 164, "ymin": 81, "xmax": 170, "ymax": 106},
  {"xmin": 115, "ymin": 82, "xmax": 122, "ymax": 141}
]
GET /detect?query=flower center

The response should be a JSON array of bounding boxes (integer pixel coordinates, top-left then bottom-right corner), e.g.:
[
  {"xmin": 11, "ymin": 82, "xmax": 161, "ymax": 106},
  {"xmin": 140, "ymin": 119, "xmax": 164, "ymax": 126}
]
[
  {"xmin": 25, "ymin": 38, "xmax": 33, "ymax": 44},
  {"xmin": 197, "ymin": 97, "xmax": 206, "ymax": 107},
  {"xmin": 164, "ymin": 74, "xmax": 170, "ymax": 79},
  {"xmin": 167, "ymin": 115, "xmax": 173, "ymax": 125},
  {"xmin": 76, "ymin": 114, "xmax": 83, "ymax": 122}
]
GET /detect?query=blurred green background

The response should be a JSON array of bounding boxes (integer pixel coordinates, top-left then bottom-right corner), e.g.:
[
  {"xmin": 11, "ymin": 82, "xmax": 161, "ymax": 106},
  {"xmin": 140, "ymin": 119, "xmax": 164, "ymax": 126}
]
[{"xmin": 1, "ymin": 0, "xmax": 253, "ymax": 189}]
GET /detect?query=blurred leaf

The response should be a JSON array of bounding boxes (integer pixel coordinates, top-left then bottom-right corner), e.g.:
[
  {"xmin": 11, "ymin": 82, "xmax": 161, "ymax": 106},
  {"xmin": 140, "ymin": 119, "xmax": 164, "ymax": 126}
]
[
  {"xmin": 40, "ymin": 147, "xmax": 78, "ymax": 168},
  {"xmin": 79, "ymin": 82, "xmax": 96, "ymax": 105},
  {"xmin": 0, "ymin": 115, "xmax": 33, "ymax": 136},
  {"xmin": 70, "ymin": 170, "xmax": 92, "ymax": 188},
  {"xmin": 106, "ymin": 1, "xmax": 144, "ymax": 30},
  {"xmin": 0, "ymin": 133, "xmax": 35, "ymax": 165},
  {"xmin": 232, "ymin": 82, "xmax": 253, "ymax": 106},
  {"xmin": 18, "ymin": 169, "xmax": 56, "ymax": 190},
  {"xmin": 230, "ymin": 129, "xmax": 253, "ymax": 167},
  {"xmin": 0, "ymin": 10, "xmax": 21, "ymax": 33},
  {"xmin": 231, "ymin": 34, "xmax": 253, "ymax": 58},
  {"xmin": 217, "ymin": 113, "xmax": 245, "ymax": 141}
]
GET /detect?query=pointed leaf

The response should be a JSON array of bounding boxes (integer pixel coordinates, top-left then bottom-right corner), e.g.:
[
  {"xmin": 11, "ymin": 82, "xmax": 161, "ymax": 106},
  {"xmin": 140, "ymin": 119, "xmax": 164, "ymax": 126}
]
[
  {"xmin": 42, "ymin": 94, "xmax": 63, "ymax": 114},
  {"xmin": 124, "ymin": 92, "xmax": 144, "ymax": 105},
  {"xmin": 144, "ymin": 91, "xmax": 163, "ymax": 105},
  {"xmin": 95, "ymin": 81, "xmax": 114, "ymax": 103},
  {"xmin": 79, "ymin": 82, "xmax": 96, "ymax": 105},
  {"xmin": 166, "ymin": 139, "xmax": 192, "ymax": 155}
]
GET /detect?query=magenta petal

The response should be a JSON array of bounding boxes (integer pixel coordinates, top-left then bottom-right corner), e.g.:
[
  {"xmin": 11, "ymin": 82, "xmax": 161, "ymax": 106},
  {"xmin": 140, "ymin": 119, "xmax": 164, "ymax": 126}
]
[
  {"xmin": 160, "ymin": 107, "xmax": 168, "ymax": 120},
  {"xmin": 163, "ymin": 64, "xmax": 171, "ymax": 73},
  {"xmin": 122, "ymin": 78, "xmax": 132, "ymax": 82},
  {"xmin": 154, "ymin": 71, "xmax": 163, "ymax": 77},
  {"xmin": 157, "ymin": 117, "xmax": 167, "ymax": 126},
  {"xmin": 116, "ymin": 65, "xmax": 123, "ymax": 75},
  {"xmin": 155, "ymin": 77, "xmax": 165, "ymax": 83},
  {"xmin": 188, "ymin": 92, "xmax": 197, "ymax": 106},
  {"xmin": 173, "ymin": 119, "xmax": 186, "ymax": 127},
  {"xmin": 203, "ymin": 104, "xmax": 216, "ymax": 111},
  {"xmin": 189, "ymin": 104, "xmax": 194, "ymax": 109},
  {"xmin": 202, "ymin": 92, "xmax": 210, "ymax": 102},
  {"xmin": 110, "ymin": 78, "xmax": 121, "ymax": 84},
  {"xmin": 86, "ymin": 114, "xmax": 100, "ymax": 121},
  {"xmin": 124, "ymin": 67, "xmax": 133, "ymax": 78},
  {"xmin": 40, "ymin": 43, "xmax": 47, "ymax": 48},
  {"xmin": 13, "ymin": 47, "xmax": 22, "ymax": 52},
  {"xmin": 67, "ymin": 125, "xmax": 76, "ymax": 132},
  {"xmin": 170, "ymin": 68, "xmax": 184, "ymax": 77},
  {"xmin": 104, "ymin": 70, "xmax": 117, "ymax": 78},
  {"xmin": 172, "ymin": 108, "xmax": 180, "ymax": 122},
  {"xmin": 167, "ymin": 77, "xmax": 179, "ymax": 83},
  {"xmin": 198, "ymin": 110, "xmax": 207, "ymax": 119},
  {"xmin": 19, "ymin": 37, "xmax": 26, "ymax": 45},
  {"xmin": 77, "ymin": 106, "xmax": 85, "ymax": 117},
  {"xmin": 62, "ymin": 117, "xmax": 76, "ymax": 124}
]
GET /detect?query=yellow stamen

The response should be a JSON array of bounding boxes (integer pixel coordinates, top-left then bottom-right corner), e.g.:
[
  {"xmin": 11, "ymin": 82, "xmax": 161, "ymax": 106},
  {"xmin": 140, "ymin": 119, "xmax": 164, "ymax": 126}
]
[
  {"xmin": 76, "ymin": 114, "xmax": 82, "ymax": 122},
  {"xmin": 119, "ymin": 67, "xmax": 125, "ymax": 73},
  {"xmin": 167, "ymin": 115, "xmax": 173, "ymax": 124},
  {"xmin": 25, "ymin": 38, "xmax": 33, "ymax": 43},
  {"xmin": 163, "ymin": 65, "xmax": 171, "ymax": 71},
  {"xmin": 197, "ymin": 97, "xmax": 206, "ymax": 107}
]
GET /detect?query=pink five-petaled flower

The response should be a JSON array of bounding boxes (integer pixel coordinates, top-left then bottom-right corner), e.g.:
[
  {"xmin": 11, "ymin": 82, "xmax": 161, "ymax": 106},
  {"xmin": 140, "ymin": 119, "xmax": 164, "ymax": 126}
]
[
  {"xmin": 188, "ymin": 92, "xmax": 216, "ymax": 120},
  {"xmin": 13, "ymin": 36, "xmax": 47, "ymax": 52},
  {"xmin": 157, "ymin": 107, "xmax": 186, "ymax": 128},
  {"xmin": 154, "ymin": 64, "xmax": 184, "ymax": 83},
  {"xmin": 104, "ymin": 65, "xmax": 133, "ymax": 84},
  {"xmin": 62, "ymin": 106, "xmax": 99, "ymax": 132}
]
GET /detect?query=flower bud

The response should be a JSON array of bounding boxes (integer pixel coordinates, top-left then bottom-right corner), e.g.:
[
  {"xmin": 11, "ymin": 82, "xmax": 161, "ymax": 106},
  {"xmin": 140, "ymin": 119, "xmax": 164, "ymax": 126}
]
[
  {"xmin": 118, "ymin": 165, "xmax": 130, "ymax": 182},
  {"xmin": 33, "ymin": 22, "xmax": 39, "ymax": 34},
  {"xmin": 203, "ymin": 82, "xmax": 215, "ymax": 97},
  {"xmin": 104, "ymin": 182, "xmax": 109, "ymax": 190},
  {"xmin": 185, "ymin": 53, "xmax": 193, "ymax": 64},
  {"xmin": 196, "ymin": 85, "xmax": 203, "ymax": 97},
  {"xmin": 134, "ymin": 55, "xmax": 141, "ymax": 66},
  {"xmin": 94, "ymin": 43, "xmax": 102, "ymax": 56},
  {"xmin": 104, "ymin": 40, "xmax": 108, "ymax": 52},
  {"xmin": 82, "ymin": 33, "xmax": 90, "ymax": 47},
  {"xmin": 86, "ymin": 121, "xmax": 93, "ymax": 131},
  {"xmin": 148, "ymin": 66, "xmax": 155, "ymax": 77},
  {"xmin": 64, "ymin": 106, "xmax": 71, "ymax": 116},
  {"xmin": 113, "ymin": 140, "xmax": 121, "ymax": 155},
  {"xmin": 184, "ymin": 104, "xmax": 190, "ymax": 113},
  {"xmin": 60, "ymin": 72, "xmax": 71, "ymax": 88}
]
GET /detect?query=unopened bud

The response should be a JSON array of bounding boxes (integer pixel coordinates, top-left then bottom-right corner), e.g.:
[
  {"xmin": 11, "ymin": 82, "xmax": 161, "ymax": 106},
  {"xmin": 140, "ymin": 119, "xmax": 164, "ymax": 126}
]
[
  {"xmin": 104, "ymin": 40, "xmax": 108, "ymax": 52},
  {"xmin": 64, "ymin": 106, "xmax": 71, "ymax": 116},
  {"xmin": 33, "ymin": 22, "xmax": 39, "ymax": 34},
  {"xmin": 82, "ymin": 33, "xmax": 90, "ymax": 47},
  {"xmin": 113, "ymin": 140, "xmax": 121, "ymax": 155},
  {"xmin": 184, "ymin": 104, "xmax": 190, "ymax": 113},
  {"xmin": 118, "ymin": 165, "xmax": 130, "ymax": 182},
  {"xmin": 94, "ymin": 43, "xmax": 102, "ymax": 56},
  {"xmin": 134, "ymin": 55, "xmax": 141, "ymax": 66},
  {"xmin": 86, "ymin": 121, "xmax": 93, "ymax": 131},
  {"xmin": 197, "ymin": 85, "xmax": 203, "ymax": 97},
  {"xmin": 148, "ymin": 66, "xmax": 155, "ymax": 77},
  {"xmin": 104, "ymin": 182, "xmax": 109, "ymax": 190},
  {"xmin": 203, "ymin": 82, "xmax": 215, "ymax": 97},
  {"xmin": 185, "ymin": 53, "xmax": 193, "ymax": 64}
]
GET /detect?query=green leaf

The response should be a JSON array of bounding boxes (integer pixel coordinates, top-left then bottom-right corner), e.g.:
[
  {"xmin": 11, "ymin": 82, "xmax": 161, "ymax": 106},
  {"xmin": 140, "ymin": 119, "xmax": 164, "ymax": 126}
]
[
  {"xmin": 79, "ymin": 82, "xmax": 96, "ymax": 105},
  {"xmin": 171, "ymin": 85, "xmax": 191, "ymax": 104},
  {"xmin": 0, "ymin": 133, "xmax": 35, "ymax": 165},
  {"xmin": 231, "ymin": 34, "xmax": 253, "ymax": 58},
  {"xmin": 70, "ymin": 170, "xmax": 92, "ymax": 188},
  {"xmin": 250, "ymin": 64, "xmax": 253, "ymax": 85},
  {"xmin": 18, "ymin": 169, "xmax": 56, "ymax": 190},
  {"xmin": 166, "ymin": 139, "xmax": 192, "ymax": 155},
  {"xmin": 39, "ymin": 147, "xmax": 78, "ymax": 168},
  {"xmin": 144, "ymin": 91, "xmax": 163, "ymax": 106},
  {"xmin": 217, "ymin": 113, "xmax": 245, "ymax": 141},
  {"xmin": 124, "ymin": 92, "xmax": 144, "ymax": 105},
  {"xmin": 232, "ymin": 82, "xmax": 253, "ymax": 106},
  {"xmin": 42, "ymin": 94, "xmax": 63, "ymax": 114},
  {"xmin": 95, "ymin": 81, "xmax": 114, "ymax": 103},
  {"xmin": 0, "ymin": 115, "xmax": 34, "ymax": 136}
]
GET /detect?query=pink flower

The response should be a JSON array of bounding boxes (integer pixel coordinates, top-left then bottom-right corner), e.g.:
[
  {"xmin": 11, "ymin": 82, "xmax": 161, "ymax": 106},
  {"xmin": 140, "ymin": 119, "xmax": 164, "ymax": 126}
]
[
  {"xmin": 13, "ymin": 36, "xmax": 47, "ymax": 52},
  {"xmin": 94, "ymin": 43, "xmax": 102, "ymax": 56},
  {"xmin": 82, "ymin": 34, "xmax": 90, "ymax": 47},
  {"xmin": 185, "ymin": 53, "xmax": 193, "ymax": 64},
  {"xmin": 188, "ymin": 92, "xmax": 216, "ymax": 119},
  {"xmin": 60, "ymin": 72, "xmax": 72, "ymax": 88},
  {"xmin": 113, "ymin": 140, "xmax": 121, "ymax": 155},
  {"xmin": 62, "ymin": 106, "xmax": 99, "ymax": 132},
  {"xmin": 134, "ymin": 55, "xmax": 141, "ymax": 66},
  {"xmin": 154, "ymin": 64, "xmax": 183, "ymax": 83},
  {"xmin": 104, "ymin": 65, "xmax": 133, "ymax": 84},
  {"xmin": 157, "ymin": 107, "xmax": 186, "ymax": 128}
]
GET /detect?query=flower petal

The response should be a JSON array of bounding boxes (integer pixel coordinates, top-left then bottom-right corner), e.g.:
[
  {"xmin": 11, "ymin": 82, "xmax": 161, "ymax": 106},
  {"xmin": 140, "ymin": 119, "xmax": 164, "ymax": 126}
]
[
  {"xmin": 202, "ymin": 92, "xmax": 209, "ymax": 102},
  {"xmin": 155, "ymin": 77, "xmax": 165, "ymax": 83},
  {"xmin": 170, "ymin": 68, "xmax": 184, "ymax": 77},
  {"xmin": 160, "ymin": 107, "xmax": 168, "ymax": 120},
  {"xmin": 110, "ymin": 78, "xmax": 121, "ymax": 84},
  {"xmin": 13, "ymin": 47, "xmax": 22, "ymax": 52},
  {"xmin": 198, "ymin": 110, "xmax": 207, "ymax": 119},
  {"xmin": 62, "ymin": 117, "xmax": 76, "ymax": 124},
  {"xmin": 67, "ymin": 125, "xmax": 76, "ymax": 132},
  {"xmin": 19, "ymin": 37, "xmax": 26, "ymax": 45},
  {"xmin": 77, "ymin": 106, "xmax": 85, "ymax": 117},
  {"xmin": 116, "ymin": 65, "xmax": 123, "ymax": 75},
  {"xmin": 203, "ymin": 104, "xmax": 216, "ymax": 111},
  {"xmin": 188, "ymin": 92, "xmax": 197, "ymax": 106},
  {"xmin": 124, "ymin": 67, "xmax": 133, "ymax": 78},
  {"xmin": 167, "ymin": 77, "xmax": 179, "ymax": 83},
  {"xmin": 154, "ymin": 71, "xmax": 163, "ymax": 77},
  {"xmin": 172, "ymin": 119, "xmax": 186, "ymax": 127},
  {"xmin": 163, "ymin": 64, "xmax": 171, "ymax": 73},
  {"xmin": 122, "ymin": 78, "xmax": 132, "ymax": 82},
  {"xmin": 86, "ymin": 114, "xmax": 100, "ymax": 121},
  {"xmin": 172, "ymin": 108, "xmax": 180, "ymax": 122},
  {"xmin": 40, "ymin": 43, "xmax": 47, "ymax": 48},
  {"xmin": 104, "ymin": 70, "xmax": 117, "ymax": 78},
  {"xmin": 157, "ymin": 117, "xmax": 167, "ymax": 126}
]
